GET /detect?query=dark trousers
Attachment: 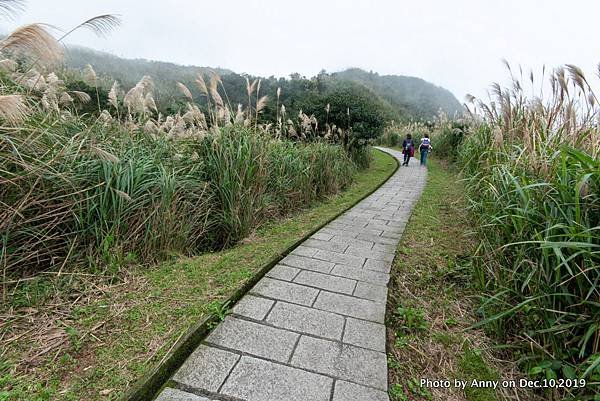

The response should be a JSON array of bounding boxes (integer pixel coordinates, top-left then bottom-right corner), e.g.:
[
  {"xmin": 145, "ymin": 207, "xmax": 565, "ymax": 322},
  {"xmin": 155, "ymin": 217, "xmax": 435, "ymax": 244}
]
[{"xmin": 403, "ymin": 151, "xmax": 410, "ymax": 165}]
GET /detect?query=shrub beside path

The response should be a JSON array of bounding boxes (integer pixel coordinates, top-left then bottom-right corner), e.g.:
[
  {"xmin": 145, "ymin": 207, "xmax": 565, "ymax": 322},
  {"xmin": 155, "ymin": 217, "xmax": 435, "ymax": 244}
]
[{"xmin": 153, "ymin": 147, "xmax": 427, "ymax": 401}]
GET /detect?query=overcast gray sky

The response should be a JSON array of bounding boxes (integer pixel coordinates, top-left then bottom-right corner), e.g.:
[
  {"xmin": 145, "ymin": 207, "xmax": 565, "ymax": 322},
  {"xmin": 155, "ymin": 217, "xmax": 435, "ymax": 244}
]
[{"xmin": 3, "ymin": 0, "xmax": 599, "ymax": 100}]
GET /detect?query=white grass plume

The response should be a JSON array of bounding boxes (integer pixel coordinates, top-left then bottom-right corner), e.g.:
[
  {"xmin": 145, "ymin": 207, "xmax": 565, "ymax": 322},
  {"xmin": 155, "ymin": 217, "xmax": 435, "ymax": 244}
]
[
  {"xmin": 176, "ymin": 82, "xmax": 193, "ymax": 100},
  {"xmin": 84, "ymin": 64, "xmax": 97, "ymax": 84},
  {"xmin": 71, "ymin": 91, "xmax": 91, "ymax": 103},
  {"xmin": 256, "ymin": 95, "xmax": 268, "ymax": 113},
  {"xmin": 0, "ymin": 23, "xmax": 63, "ymax": 65},
  {"xmin": 195, "ymin": 73, "xmax": 208, "ymax": 96},
  {"xmin": 0, "ymin": 94, "xmax": 29, "ymax": 123},
  {"xmin": 108, "ymin": 81, "xmax": 120, "ymax": 108}
]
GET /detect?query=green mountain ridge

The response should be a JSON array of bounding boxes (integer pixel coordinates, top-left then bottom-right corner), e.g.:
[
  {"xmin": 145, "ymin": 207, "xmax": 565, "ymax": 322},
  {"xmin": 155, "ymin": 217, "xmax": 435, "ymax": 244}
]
[
  {"xmin": 64, "ymin": 45, "xmax": 463, "ymax": 121},
  {"xmin": 333, "ymin": 68, "xmax": 464, "ymax": 120}
]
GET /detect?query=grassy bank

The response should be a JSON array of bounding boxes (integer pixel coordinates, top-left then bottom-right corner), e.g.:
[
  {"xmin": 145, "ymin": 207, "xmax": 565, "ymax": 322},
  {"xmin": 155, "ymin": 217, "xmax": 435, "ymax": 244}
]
[
  {"xmin": 0, "ymin": 149, "xmax": 396, "ymax": 401},
  {"xmin": 386, "ymin": 159, "xmax": 532, "ymax": 401}
]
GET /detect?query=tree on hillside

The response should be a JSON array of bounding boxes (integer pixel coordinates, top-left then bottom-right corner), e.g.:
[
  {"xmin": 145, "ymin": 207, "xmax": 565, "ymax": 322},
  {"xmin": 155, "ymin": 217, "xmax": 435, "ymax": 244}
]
[{"xmin": 298, "ymin": 80, "xmax": 389, "ymax": 142}]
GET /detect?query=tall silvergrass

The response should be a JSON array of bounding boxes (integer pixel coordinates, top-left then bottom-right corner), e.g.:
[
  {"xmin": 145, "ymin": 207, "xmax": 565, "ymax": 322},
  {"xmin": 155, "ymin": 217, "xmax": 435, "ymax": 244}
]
[
  {"xmin": 0, "ymin": 4, "xmax": 362, "ymax": 282},
  {"xmin": 1, "ymin": 117, "xmax": 356, "ymax": 277},
  {"xmin": 266, "ymin": 141, "xmax": 355, "ymax": 213},
  {"xmin": 1, "ymin": 116, "xmax": 210, "ymax": 274},
  {"xmin": 198, "ymin": 126, "xmax": 268, "ymax": 247},
  {"xmin": 454, "ymin": 64, "xmax": 599, "ymax": 398}
]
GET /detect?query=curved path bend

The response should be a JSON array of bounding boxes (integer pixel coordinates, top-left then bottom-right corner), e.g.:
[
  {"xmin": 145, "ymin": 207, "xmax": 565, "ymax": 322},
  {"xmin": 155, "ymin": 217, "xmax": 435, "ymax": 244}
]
[{"xmin": 155, "ymin": 147, "xmax": 427, "ymax": 401}]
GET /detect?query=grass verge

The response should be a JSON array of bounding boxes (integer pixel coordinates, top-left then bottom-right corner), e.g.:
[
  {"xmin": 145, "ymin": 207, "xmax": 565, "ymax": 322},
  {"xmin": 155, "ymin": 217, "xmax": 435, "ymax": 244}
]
[
  {"xmin": 0, "ymin": 149, "xmax": 396, "ymax": 401},
  {"xmin": 386, "ymin": 158, "xmax": 534, "ymax": 401}
]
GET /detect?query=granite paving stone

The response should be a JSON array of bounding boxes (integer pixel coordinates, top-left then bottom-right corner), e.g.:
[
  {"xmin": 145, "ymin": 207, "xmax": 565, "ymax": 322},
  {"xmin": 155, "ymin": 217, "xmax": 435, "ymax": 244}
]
[
  {"xmin": 333, "ymin": 380, "xmax": 390, "ymax": 401},
  {"xmin": 154, "ymin": 388, "xmax": 212, "ymax": 401},
  {"xmin": 356, "ymin": 232, "xmax": 398, "ymax": 245},
  {"xmin": 353, "ymin": 281, "xmax": 388, "ymax": 303},
  {"xmin": 303, "ymin": 238, "xmax": 349, "ymax": 253},
  {"xmin": 266, "ymin": 264, "xmax": 300, "ymax": 281},
  {"xmin": 313, "ymin": 291, "xmax": 386, "ymax": 322},
  {"xmin": 310, "ymin": 232, "xmax": 334, "ymax": 241},
  {"xmin": 266, "ymin": 301, "xmax": 345, "ymax": 340},
  {"xmin": 326, "ymin": 221, "xmax": 352, "ymax": 230},
  {"xmin": 364, "ymin": 258, "xmax": 393, "ymax": 273},
  {"xmin": 314, "ymin": 249, "xmax": 366, "ymax": 268},
  {"xmin": 380, "ymin": 230, "xmax": 403, "ymax": 239},
  {"xmin": 220, "ymin": 356, "xmax": 332, "ymax": 401},
  {"xmin": 331, "ymin": 264, "xmax": 390, "ymax": 285},
  {"xmin": 172, "ymin": 345, "xmax": 240, "ymax": 392},
  {"xmin": 293, "ymin": 269, "xmax": 356, "ymax": 294},
  {"xmin": 232, "ymin": 294, "xmax": 275, "ymax": 320},
  {"xmin": 364, "ymin": 222, "xmax": 401, "ymax": 232},
  {"xmin": 206, "ymin": 316, "xmax": 298, "ymax": 363},
  {"xmin": 290, "ymin": 335, "xmax": 388, "ymax": 390},
  {"xmin": 291, "ymin": 245, "xmax": 319, "ymax": 257},
  {"xmin": 319, "ymin": 227, "xmax": 361, "ymax": 238},
  {"xmin": 343, "ymin": 317, "xmax": 387, "ymax": 352},
  {"xmin": 329, "ymin": 235, "xmax": 375, "ymax": 250},
  {"xmin": 345, "ymin": 247, "xmax": 395, "ymax": 262},
  {"xmin": 250, "ymin": 277, "xmax": 319, "ymax": 306},
  {"xmin": 372, "ymin": 242, "xmax": 398, "ymax": 254},
  {"xmin": 279, "ymin": 254, "xmax": 335, "ymax": 273}
]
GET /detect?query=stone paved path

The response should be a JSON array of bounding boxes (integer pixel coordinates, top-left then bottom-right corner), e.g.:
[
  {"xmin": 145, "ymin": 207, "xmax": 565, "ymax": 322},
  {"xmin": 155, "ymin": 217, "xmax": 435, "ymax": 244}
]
[{"xmin": 155, "ymin": 147, "xmax": 427, "ymax": 401}]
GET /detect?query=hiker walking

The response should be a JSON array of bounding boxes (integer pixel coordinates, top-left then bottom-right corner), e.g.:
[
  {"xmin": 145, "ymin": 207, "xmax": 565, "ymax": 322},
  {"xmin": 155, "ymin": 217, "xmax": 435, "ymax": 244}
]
[
  {"xmin": 401, "ymin": 134, "xmax": 415, "ymax": 166},
  {"xmin": 419, "ymin": 134, "xmax": 432, "ymax": 166}
]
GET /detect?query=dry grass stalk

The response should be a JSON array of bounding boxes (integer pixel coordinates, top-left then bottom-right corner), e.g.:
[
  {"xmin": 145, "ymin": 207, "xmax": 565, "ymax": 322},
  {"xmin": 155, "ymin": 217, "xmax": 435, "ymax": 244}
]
[
  {"xmin": 70, "ymin": 91, "xmax": 91, "ymax": 104},
  {"xmin": 70, "ymin": 14, "xmax": 121, "ymax": 38},
  {"xmin": 0, "ymin": 94, "xmax": 29, "ymax": 123},
  {"xmin": 0, "ymin": 23, "xmax": 63, "ymax": 66},
  {"xmin": 256, "ymin": 95, "xmax": 268, "ymax": 113},
  {"xmin": 176, "ymin": 82, "xmax": 193, "ymax": 101},
  {"xmin": 0, "ymin": 58, "xmax": 17, "ymax": 72},
  {"xmin": 108, "ymin": 81, "xmax": 120, "ymax": 108},
  {"xmin": 90, "ymin": 145, "xmax": 119, "ymax": 163},
  {"xmin": 208, "ymin": 73, "xmax": 224, "ymax": 109},
  {"xmin": 195, "ymin": 73, "xmax": 208, "ymax": 96},
  {"xmin": 144, "ymin": 93, "xmax": 157, "ymax": 113},
  {"xmin": 83, "ymin": 64, "xmax": 97, "ymax": 84},
  {"xmin": 59, "ymin": 92, "xmax": 73, "ymax": 105}
]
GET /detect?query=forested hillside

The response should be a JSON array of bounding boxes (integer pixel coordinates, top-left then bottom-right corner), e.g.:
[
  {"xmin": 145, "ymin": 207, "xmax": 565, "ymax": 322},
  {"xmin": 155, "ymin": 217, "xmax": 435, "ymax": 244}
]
[
  {"xmin": 333, "ymin": 68, "xmax": 464, "ymax": 119},
  {"xmin": 64, "ymin": 46, "xmax": 462, "ymax": 121}
]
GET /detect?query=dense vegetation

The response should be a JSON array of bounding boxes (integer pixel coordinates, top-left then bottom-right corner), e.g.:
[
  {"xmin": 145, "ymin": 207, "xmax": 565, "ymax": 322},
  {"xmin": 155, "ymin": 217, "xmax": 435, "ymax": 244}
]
[
  {"xmin": 2, "ymin": 117, "xmax": 356, "ymax": 276},
  {"xmin": 434, "ymin": 65, "xmax": 600, "ymax": 399},
  {"xmin": 0, "ymin": 18, "xmax": 377, "ymax": 279},
  {"xmin": 64, "ymin": 46, "xmax": 462, "ymax": 122}
]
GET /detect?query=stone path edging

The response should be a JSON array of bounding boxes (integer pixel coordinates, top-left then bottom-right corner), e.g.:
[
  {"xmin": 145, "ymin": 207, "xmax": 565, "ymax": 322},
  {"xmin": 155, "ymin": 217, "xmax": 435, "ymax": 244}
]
[{"xmin": 153, "ymin": 147, "xmax": 427, "ymax": 401}]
